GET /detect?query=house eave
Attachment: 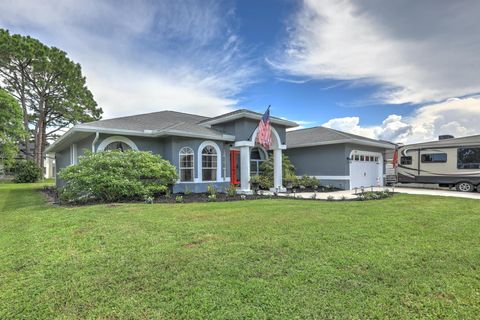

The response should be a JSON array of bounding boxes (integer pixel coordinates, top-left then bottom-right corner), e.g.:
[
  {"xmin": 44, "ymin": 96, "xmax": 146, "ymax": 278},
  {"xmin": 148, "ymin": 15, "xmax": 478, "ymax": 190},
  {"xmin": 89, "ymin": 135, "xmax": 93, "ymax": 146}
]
[
  {"xmin": 200, "ymin": 111, "xmax": 298, "ymax": 128},
  {"xmin": 45, "ymin": 126, "xmax": 235, "ymax": 153}
]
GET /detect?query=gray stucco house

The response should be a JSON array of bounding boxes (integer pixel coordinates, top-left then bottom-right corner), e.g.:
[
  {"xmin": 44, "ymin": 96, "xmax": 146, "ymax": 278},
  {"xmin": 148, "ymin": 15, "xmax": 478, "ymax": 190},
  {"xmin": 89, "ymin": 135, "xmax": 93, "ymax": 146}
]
[
  {"xmin": 285, "ymin": 126, "xmax": 395, "ymax": 190},
  {"xmin": 46, "ymin": 109, "xmax": 395, "ymax": 192},
  {"xmin": 46, "ymin": 109, "xmax": 296, "ymax": 193}
]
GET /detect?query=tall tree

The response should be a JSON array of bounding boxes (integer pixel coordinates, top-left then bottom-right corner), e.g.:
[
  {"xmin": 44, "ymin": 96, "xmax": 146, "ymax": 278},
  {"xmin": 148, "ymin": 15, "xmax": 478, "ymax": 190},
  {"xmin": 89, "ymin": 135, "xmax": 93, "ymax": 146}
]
[
  {"xmin": 0, "ymin": 29, "xmax": 103, "ymax": 168},
  {"xmin": 27, "ymin": 46, "xmax": 102, "ymax": 167},
  {"xmin": 0, "ymin": 29, "xmax": 40, "ymax": 159},
  {"xmin": 0, "ymin": 88, "xmax": 25, "ymax": 167}
]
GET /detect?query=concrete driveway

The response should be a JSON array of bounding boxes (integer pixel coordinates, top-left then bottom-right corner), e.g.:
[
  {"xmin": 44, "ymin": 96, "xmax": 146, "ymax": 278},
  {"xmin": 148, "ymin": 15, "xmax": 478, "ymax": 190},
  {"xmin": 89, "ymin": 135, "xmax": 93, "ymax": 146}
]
[
  {"xmin": 267, "ymin": 186, "xmax": 480, "ymax": 200},
  {"xmin": 393, "ymin": 186, "xmax": 480, "ymax": 199}
]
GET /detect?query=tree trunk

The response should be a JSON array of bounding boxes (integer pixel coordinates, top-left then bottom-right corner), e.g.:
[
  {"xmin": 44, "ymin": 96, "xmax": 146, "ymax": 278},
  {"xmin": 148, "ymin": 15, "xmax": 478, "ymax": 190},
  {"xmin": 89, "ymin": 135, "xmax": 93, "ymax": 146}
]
[
  {"xmin": 34, "ymin": 97, "xmax": 45, "ymax": 169},
  {"xmin": 20, "ymin": 77, "xmax": 31, "ymax": 160}
]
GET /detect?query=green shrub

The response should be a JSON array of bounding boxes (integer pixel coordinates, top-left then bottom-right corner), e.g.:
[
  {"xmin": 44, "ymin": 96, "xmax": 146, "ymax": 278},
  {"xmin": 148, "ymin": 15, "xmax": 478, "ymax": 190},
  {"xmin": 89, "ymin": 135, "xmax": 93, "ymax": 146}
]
[
  {"xmin": 11, "ymin": 160, "xmax": 43, "ymax": 183},
  {"xmin": 358, "ymin": 191, "xmax": 393, "ymax": 201},
  {"xmin": 299, "ymin": 175, "xmax": 320, "ymax": 189},
  {"xmin": 225, "ymin": 184, "xmax": 237, "ymax": 197},
  {"xmin": 259, "ymin": 154, "xmax": 296, "ymax": 189},
  {"xmin": 207, "ymin": 194, "xmax": 217, "ymax": 202},
  {"xmin": 175, "ymin": 195, "xmax": 184, "ymax": 203},
  {"xmin": 59, "ymin": 150, "xmax": 177, "ymax": 203}
]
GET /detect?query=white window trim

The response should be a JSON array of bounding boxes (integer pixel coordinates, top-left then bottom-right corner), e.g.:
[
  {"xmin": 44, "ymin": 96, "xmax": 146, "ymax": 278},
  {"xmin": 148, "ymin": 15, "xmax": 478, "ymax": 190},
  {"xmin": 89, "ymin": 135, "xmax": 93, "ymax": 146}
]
[
  {"xmin": 197, "ymin": 140, "xmax": 222, "ymax": 182},
  {"xmin": 70, "ymin": 143, "xmax": 78, "ymax": 165},
  {"xmin": 97, "ymin": 136, "xmax": 139, "ymax": 152},
  {"xmin": 179, "ymin": 147, "xmax": 195, "ymax": 182}
]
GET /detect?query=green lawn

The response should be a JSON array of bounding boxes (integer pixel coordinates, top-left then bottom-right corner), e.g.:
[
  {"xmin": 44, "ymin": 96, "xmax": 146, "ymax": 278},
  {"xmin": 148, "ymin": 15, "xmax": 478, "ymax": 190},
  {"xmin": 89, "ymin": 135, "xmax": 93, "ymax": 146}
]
[{"xmin": 1, "ymin": 183, "xmax": 479, "ymax": 319}]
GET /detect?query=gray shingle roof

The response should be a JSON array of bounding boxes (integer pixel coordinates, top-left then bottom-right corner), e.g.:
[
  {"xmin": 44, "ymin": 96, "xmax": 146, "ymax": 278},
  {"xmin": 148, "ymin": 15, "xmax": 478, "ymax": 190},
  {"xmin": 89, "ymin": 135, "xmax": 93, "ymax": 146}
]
[
  {"xmin": 76, "ymin": 110, "xmax": 228, "ymax": 139},
  {"xmin": 287, "ymin": 126, "xmax": 395, "ymax": 149}
]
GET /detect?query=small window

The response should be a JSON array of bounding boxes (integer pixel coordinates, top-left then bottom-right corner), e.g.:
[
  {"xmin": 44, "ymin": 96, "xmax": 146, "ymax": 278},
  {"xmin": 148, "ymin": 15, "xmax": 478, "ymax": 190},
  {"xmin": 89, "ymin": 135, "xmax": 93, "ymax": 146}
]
[
  {"xmin": 105, "ymin": 141, "xmax": 132, "ymax": 152},
  {"xmin": 360, "ymin": 155, "xmax": 365, "ymax": 161},
  {"xmin": 458, "ymin": 148, "xmax": 480, "ymax": 169},
  {"xmin": 354, "ymin": 155, "xmax": 359, "ymax": 161},
  {"xmin": 401, "ymin": 156, "xmax": 412, "ymax": 165},
  {"xmin": 365, "ymin": 156, "xmax": 370, "ymax": 161},
  {"xmin": 179, "ymin": 147, "xmax": 194, "ymax": 182},
  {"xmin": 374, "ymin": 156, "xmax": 379, "ymax": 162},
  {"xmin": 421, "ymin": 153, "xmax": 447, "ymax": 163},
  {"xmin": 201, "ymin": 145, "xmax": 217, "ymax": 181}
]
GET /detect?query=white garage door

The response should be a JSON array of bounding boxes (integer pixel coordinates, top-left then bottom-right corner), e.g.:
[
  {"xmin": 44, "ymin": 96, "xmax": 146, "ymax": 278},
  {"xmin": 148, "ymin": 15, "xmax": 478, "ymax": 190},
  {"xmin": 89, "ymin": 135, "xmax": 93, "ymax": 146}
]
[{"xmin": 349, "ymin": 151, "xmax": 383, "ymax": 189}]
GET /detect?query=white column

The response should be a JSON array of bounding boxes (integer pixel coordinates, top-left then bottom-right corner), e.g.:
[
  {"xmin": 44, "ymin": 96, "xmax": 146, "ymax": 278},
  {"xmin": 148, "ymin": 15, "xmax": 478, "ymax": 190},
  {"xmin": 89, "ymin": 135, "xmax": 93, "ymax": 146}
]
[
  {"xmin": 272, "ymin": 148, "xmax": 285, "ymax": 192},
  {"xmin": 240, "ymin": 146, "xmax": 251, "ymax": 193}
]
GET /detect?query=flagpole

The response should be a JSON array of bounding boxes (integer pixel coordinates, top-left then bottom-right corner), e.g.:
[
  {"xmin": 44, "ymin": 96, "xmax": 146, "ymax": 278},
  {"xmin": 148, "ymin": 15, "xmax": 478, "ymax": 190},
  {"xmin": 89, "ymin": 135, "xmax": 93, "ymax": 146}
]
[{"xmin": 247, "ymin": 105, "xmax": 271, "ymax": 142}]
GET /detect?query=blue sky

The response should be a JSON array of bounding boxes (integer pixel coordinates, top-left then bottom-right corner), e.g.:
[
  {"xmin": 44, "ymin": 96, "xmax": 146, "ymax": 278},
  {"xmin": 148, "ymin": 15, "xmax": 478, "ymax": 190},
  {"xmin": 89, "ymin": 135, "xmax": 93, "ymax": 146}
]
[{"xmin": 1, "ymin": 0, "xmax": 480, "ymax": 143}]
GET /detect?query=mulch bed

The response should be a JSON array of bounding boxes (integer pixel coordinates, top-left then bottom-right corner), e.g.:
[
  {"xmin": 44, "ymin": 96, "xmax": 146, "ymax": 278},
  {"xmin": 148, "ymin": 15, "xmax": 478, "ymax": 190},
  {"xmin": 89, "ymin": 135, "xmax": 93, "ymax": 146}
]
[{"xmin": 40, "ymin": 186, "xmax": 275, "ymax": 206}]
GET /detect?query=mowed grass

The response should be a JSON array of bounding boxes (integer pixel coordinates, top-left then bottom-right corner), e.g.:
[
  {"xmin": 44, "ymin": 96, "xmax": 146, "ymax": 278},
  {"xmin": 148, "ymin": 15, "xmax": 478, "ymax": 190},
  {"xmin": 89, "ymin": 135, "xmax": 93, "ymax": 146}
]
[{"xmin": 1, "ymin": 183, "xmax": 479, "ymax": 319}]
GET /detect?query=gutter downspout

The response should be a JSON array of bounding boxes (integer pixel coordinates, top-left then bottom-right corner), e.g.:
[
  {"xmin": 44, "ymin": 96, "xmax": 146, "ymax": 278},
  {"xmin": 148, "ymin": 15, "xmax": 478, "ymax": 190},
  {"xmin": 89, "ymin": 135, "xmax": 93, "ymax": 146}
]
[{"xmin": 92, "ymin": 132, "xmax": 99, "ymax": 152}]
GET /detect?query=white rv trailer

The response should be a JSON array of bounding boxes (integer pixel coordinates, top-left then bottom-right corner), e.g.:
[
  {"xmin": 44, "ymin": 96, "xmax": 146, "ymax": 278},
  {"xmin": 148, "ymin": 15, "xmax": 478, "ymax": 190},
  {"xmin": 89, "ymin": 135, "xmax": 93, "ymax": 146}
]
[{"xmin": 397, "ymin": 134, "xmax": 480, "ymax": 192}]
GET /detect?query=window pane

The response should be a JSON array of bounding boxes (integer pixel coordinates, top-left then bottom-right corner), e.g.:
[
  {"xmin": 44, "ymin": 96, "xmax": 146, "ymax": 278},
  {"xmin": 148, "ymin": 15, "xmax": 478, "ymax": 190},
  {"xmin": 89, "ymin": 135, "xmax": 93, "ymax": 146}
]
[
  {"xmin": 180, "ymin": 169, "xmax": 193, "ymax": 182},
  {"xmin": 421, "ymin": 153, "xmax": 447, "ymax": 163},
  {"xmin": 401, "ymin": 156, "xmax": 412, "ymax": 165},
  {"xmin": 105, "ymin": 142, "xmax": 131, "ymax": 151},
  {"xmin": 458, "ymin": 148, "xmax": 480, "ymax": 169},
  {"xmin": 360, "ymin": 155, "xmax": 364, "ymax": 161},
  {"xmin": 202, "ymin": 169, "xmax": 216, "ymax": 181},
  {"xmin": 354, "ymin": 155, "xmax": 359, "ymax": 161}
]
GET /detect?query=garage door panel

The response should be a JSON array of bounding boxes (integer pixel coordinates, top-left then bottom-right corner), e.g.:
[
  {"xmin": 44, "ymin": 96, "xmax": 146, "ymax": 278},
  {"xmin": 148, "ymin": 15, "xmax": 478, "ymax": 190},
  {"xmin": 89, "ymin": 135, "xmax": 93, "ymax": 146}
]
[{"xmin": 349, "ymin": 151, "xmax": 383, "ymax": 189}]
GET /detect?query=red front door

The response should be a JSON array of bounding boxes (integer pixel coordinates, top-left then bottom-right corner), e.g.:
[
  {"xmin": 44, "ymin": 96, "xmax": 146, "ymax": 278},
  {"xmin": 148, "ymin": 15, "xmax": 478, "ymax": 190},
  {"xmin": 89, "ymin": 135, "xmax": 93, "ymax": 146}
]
[{"xmin": 230, "ymin": 150, "xmax": 240, "ymax": 185}]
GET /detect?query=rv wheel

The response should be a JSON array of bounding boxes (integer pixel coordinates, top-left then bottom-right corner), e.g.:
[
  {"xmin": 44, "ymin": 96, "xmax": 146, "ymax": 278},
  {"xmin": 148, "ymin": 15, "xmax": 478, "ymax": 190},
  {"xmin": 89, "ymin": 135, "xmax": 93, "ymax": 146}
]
[{"xmin": 455, "ymin": 182, "xmax": 474, "ymax": 192}]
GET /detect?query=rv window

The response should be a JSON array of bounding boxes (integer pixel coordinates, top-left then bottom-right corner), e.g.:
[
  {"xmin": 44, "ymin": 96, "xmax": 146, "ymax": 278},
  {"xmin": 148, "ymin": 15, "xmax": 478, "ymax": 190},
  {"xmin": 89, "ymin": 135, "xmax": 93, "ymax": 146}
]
[
  {"xmin": 421, "ymin": 153, "xmax": 447, "ymax": 163},
  {"xmin": 375, "ymin": 156, "xmax": 379, "ymax": 162},
  {"xmin": 354, "ymin": 155, "xmax": 359, "ymax": 161},
  {"xmin": 365, "ymin": 156, "xmax": 370, "ymax": 161},
  {"xmin": 360, "ymin": 155, "xmax": 364, "ymax": 161},
  {"xmin": 457, "ymin": 148, "xmax": 480, "ymax": 169},
  {"xmin": 400, "ymin": 156, "xmax": 412, "ymax": 165}
]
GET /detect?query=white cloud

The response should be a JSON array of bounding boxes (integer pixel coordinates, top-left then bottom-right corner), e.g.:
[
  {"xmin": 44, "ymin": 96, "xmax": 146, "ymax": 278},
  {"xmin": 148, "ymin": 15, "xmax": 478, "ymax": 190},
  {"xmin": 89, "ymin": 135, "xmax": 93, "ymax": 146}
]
[
  {"xmin": 273, "ymin": 0, "xmax": 480, "ymax": 104},
  {"xmin": 322, "ymin": 97, "xmax": 480, "ymax": 144},
  {"xmin": 0, "ymin": 0, "xmax": 255, "ymax": 118}
]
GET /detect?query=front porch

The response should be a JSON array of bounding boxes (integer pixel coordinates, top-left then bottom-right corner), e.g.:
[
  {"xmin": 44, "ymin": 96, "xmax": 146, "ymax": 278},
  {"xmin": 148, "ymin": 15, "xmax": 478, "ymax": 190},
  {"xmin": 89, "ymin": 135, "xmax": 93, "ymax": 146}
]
[{"xmin": 231, "ymin": 126, "xmax": 287, "ymax": 194}]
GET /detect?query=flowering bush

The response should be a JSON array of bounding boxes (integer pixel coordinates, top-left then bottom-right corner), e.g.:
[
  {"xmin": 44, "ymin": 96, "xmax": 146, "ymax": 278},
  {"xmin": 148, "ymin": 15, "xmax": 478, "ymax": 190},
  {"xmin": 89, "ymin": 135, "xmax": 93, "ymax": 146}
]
[{"xmin": 59, "ymin": 150, "xmax": 177, "ymax": 203}]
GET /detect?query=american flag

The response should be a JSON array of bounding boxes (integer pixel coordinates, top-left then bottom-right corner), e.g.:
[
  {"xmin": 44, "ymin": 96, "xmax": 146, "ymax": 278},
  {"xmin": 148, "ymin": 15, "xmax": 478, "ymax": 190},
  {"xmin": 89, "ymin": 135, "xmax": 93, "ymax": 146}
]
[{"xmin": 256, "ymin": 106, "xmax": 272, "ymax": 149}]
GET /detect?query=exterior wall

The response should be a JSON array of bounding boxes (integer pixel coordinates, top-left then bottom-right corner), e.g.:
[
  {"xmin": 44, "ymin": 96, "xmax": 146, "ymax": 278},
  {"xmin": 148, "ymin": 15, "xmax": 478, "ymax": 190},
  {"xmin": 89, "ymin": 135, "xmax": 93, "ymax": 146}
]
[
  {"xmin": 286, "ymin": 143, "xmax": 389, "ymax": 190},
  {"xmin": 285, "ymin": 144, "xmax": 350, "ymax": 189},
  {"xmin": 55, "ymin": 133, "xmax": 231, "ymax": 193},
  {"xmin": 212, "ymin": 119, "xmax": 287, "ymax": 144},
  {"xmin": 286, "ymin": 144, "xmax": 349, "ymax": 176},
  {"xmin": 55, "ymin": 134, "xmax": 95, "ymax": 188}
]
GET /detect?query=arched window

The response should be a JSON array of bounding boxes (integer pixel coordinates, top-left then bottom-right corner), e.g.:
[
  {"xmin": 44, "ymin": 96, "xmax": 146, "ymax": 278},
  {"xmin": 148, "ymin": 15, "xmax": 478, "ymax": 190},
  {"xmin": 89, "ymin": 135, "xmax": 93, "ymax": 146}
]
[
  {"xmin": 97, "ymin": 136, "xmax": 138, "ymax": 152},
  {"xmin": 250, "ymin": 147, "xmax": 267, "ymax": 176},
  {"xmin": 104, "ymin": 141, "xmax": 132, "ymax": 152},
  {"xmin": 201, "ymin": 145, "xmax": 217, "ymax": 181},
  {"xmin": 179, "ymin": 147, "xmax": 194, "ymax": 182}
]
